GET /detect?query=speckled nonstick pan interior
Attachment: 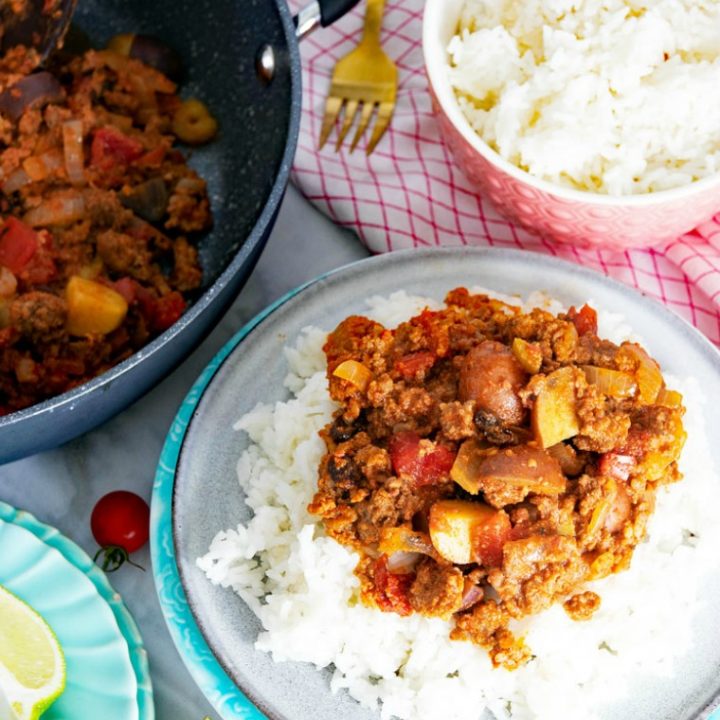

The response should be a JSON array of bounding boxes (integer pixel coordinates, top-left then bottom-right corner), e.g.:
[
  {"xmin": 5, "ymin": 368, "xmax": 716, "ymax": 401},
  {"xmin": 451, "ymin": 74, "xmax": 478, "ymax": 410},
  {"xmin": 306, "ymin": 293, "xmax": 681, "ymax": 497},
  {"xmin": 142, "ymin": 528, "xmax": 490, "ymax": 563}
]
[{"xmin": 0, "ymin": 0, "xmax": 356, "ymax": 463}]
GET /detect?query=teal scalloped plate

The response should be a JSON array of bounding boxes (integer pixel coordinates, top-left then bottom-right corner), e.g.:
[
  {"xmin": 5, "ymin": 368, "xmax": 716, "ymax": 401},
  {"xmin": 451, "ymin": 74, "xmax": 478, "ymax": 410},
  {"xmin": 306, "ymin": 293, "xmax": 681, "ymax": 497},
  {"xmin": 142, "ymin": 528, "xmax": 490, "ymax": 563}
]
[{"xmin": 0, "ymin": 501, "xmax": 154, "ymax": 720}]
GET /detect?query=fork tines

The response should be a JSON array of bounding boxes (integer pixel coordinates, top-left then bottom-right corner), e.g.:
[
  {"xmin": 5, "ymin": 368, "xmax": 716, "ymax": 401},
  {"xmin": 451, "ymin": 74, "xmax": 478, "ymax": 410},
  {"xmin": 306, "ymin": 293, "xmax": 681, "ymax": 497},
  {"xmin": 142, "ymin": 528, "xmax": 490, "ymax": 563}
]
[
  {"xmin": 320, "ymin": 96, "xmax": 395, "ymax": 155},
  {"xmin": 317, "ymin": 0, "xmax": 397, "ymax": 156}
]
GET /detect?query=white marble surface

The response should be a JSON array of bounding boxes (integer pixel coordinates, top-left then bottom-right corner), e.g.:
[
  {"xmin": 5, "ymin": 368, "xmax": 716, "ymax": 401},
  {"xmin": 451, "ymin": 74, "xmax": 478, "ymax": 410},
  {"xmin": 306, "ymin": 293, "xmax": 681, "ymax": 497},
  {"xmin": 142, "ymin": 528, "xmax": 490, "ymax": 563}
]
[{"xmin": 0, "ymin": 185, "xmax": 368, "ymax": 719}]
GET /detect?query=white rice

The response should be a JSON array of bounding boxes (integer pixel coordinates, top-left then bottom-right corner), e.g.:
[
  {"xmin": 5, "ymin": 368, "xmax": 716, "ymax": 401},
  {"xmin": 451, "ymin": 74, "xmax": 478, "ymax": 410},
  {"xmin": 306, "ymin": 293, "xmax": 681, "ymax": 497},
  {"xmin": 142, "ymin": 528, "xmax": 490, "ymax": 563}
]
[
  {"xmin": 447, "ymin": 0, "xmax": 720, "ymax": 195},
  {"xmin": 198, "ymin": 290, "xmax": 720, "ymax": 720}
]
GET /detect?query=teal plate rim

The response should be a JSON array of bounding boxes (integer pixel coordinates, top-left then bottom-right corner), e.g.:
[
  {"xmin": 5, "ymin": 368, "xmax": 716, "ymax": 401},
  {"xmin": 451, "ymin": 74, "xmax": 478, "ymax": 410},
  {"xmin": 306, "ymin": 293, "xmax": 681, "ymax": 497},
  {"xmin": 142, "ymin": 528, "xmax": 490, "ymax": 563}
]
[
  {"xmin": 150, "ymin": 268, "xmax": 316, "ymax": 720},
  {"xmin": 0, "ymin": 499, "xmax": 154, "ymax": 719},
  {"xmin": 150, "ymin": 247, "xmax": 720, "ymax": 720}
]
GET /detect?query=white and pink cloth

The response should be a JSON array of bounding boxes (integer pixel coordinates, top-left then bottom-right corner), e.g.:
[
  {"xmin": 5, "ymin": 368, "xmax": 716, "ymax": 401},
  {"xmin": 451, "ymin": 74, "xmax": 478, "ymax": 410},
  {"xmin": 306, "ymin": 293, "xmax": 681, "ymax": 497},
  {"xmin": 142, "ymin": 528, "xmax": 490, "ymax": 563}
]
[{"xmin": 290, "ymin": 0, "xmax": 720, "ymax": 345}]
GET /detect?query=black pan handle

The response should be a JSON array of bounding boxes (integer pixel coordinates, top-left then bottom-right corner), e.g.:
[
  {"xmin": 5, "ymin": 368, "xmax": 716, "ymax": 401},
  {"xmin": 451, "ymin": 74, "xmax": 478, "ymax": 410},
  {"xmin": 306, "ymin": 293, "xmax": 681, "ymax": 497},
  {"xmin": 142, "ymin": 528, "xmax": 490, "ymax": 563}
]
[
  {"xmin": 257, "ymin": 0, "xmax": 361, "ymax": 85},
  {"xmin": 318, "ymin": 0, "xmax": 362, "ymax": 26},
  {"xmin": 295, "ymin": 0, "xmax": 362, "ymax": 40}
]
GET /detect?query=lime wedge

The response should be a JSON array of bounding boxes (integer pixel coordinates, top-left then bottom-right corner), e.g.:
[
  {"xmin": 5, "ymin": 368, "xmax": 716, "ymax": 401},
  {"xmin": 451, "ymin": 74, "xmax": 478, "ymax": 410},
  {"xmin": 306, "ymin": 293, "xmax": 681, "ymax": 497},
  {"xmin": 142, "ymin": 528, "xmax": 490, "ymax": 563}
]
[{"xmin": 0, "ymin": 585, "xmax": 66, "ymax": 720}]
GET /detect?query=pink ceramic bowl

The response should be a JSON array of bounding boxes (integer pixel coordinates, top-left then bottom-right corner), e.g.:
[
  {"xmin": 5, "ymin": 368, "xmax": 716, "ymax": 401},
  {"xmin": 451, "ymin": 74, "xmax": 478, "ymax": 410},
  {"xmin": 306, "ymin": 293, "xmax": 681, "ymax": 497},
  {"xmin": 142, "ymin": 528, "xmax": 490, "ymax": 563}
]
[{"xmin": 422, "ymin": 0, "xmax": 720, "ymax": 251}]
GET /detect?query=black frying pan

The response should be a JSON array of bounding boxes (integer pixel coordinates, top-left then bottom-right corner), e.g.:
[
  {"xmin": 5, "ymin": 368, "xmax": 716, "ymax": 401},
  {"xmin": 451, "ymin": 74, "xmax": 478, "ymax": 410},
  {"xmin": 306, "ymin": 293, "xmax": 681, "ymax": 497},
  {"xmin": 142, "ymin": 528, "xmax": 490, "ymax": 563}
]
[{"xmin": 0, "ymin": 0, "xmax": 360, "ymax": 463}]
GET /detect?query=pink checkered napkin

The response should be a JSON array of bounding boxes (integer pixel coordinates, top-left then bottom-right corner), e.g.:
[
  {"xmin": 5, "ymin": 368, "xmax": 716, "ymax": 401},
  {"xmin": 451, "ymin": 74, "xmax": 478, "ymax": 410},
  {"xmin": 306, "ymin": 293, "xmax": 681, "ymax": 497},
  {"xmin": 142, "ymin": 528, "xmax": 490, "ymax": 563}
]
[{"xmin": 289, "ymin": 0, "xmax": 720, "ymax": 345}]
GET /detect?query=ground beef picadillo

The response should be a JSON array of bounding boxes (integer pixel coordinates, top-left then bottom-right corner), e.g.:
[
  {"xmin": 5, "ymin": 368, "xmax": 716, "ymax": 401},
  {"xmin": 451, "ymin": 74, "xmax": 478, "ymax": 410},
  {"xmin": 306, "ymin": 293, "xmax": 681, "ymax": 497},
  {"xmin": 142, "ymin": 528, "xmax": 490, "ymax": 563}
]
[
  {"xmin": 309, "ymin": 289, "xmax": 686, "ymax": 669},
  {"xmin": 0, "ymin": 39, "xmax": 212, "ymax": 413}
]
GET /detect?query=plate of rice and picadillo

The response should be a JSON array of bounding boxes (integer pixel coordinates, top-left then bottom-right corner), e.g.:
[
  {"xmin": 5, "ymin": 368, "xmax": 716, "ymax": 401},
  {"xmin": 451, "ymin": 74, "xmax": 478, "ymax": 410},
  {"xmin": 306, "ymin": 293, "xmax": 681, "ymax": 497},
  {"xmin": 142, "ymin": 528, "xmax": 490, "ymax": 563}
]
[{"xmin": 151, "ymin": 247, "xmax": 720, "ymax": 720}]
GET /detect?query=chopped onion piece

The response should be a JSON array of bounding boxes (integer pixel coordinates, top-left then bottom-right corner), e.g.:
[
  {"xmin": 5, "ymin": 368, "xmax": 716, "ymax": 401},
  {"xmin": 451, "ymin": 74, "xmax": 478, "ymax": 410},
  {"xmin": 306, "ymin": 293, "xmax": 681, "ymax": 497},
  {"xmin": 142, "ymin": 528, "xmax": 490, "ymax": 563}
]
[
  {"xmin": 2, "ymin": 168, "xmax": 31, "ymax": 194},
  {"xmin": 386, "ymin": 551, "xmax": 421, "ymax": 573},
  {"xmin": 599, "ymin": 453, "xmax": 635, "ymax": 481},
  {"xmin": 656, "ymin": 388, "xmax": 683, "ymax": 407},
  {"xmin": 62, "ymin": 120, "xmax": 86, "ymax": 185},
  {"xmin": 0, "ymin": 72, "xmax": 64, "ymax": 122},
  {"xmin": 617, "ymin": 344, "xmax": 663, "ymax": 404},
  {"xmin": 379, "ymin": 526, "xmax": 436, "ymax": 557},
  {"xmin": 459, "ymin": 582, "xmax": 484, "ymax": 611},
  {"xmin": 332, "ymin": 359, "xmax": 372, "ymax": 390},
  {"xmin": 23, "ymin": 195, "xmax": 86, "ymax": 227},
  {"xmin": 581, "ymin": 365, "xmax": 637, "ymax": 399}
]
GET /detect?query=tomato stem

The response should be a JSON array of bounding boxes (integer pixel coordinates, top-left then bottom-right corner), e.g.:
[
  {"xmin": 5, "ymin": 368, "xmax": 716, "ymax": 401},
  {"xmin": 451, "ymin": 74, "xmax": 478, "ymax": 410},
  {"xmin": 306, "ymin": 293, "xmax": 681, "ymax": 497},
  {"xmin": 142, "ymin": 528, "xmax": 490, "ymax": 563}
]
[{"xmin": 93, "ymin": 545, "xmax": 145, "ymax": 572}]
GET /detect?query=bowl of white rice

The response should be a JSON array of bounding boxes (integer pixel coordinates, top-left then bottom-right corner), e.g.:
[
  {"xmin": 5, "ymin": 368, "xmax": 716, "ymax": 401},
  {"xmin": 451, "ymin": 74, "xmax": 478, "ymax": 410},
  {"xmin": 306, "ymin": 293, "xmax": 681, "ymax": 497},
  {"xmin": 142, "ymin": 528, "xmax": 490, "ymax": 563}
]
[{"xmin": 423, "ymin": 0, "xmax": 720, "ymax": 249}]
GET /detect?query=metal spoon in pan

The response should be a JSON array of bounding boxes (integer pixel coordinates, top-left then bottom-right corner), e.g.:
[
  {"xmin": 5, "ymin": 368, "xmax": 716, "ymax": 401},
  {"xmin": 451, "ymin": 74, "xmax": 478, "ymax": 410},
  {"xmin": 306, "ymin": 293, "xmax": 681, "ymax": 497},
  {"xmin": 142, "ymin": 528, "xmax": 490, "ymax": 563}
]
[{"xmin": 0, "ymin": 0, "xmax": 77, "ymax": 69}]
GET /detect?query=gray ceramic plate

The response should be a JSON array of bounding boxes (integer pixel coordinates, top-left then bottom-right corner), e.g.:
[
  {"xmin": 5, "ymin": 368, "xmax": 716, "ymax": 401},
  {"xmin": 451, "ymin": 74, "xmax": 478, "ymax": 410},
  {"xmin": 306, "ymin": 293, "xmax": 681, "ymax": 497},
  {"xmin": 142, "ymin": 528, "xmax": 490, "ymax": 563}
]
[{"xmin": 153, "ymin": 247, "xmax": 720, "ymax": 720}]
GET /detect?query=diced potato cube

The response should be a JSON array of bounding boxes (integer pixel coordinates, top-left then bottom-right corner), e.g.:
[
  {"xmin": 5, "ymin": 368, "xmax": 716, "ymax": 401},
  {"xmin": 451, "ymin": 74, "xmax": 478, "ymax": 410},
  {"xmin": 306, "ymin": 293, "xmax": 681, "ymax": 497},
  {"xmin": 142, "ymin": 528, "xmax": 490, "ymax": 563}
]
[
  {"xmin": 512, "ymin": 337, "xmax": 542, "ymax": 374},
  {"xmin": 66, "ymin": 275, "xmax": 128, "ymax": 336},
  {"xmin": 531, "ymin": 366, "xmax": 580, "ymax": 449},
  {"xmin": 332, "ymin": 359, "xmax": 373, "ymax": 390},
  {"xmin": 429, "ymin": 499, "xmax": 496, "ymax": 565}
]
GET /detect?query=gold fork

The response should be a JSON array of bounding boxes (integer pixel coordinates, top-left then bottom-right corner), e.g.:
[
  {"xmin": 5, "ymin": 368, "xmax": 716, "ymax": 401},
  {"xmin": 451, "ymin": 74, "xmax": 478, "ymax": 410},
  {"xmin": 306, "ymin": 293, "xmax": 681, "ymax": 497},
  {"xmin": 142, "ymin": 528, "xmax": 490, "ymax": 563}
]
[{"xmin": 318, "ymin": 0, "xmax": 397, "ymax": 155}]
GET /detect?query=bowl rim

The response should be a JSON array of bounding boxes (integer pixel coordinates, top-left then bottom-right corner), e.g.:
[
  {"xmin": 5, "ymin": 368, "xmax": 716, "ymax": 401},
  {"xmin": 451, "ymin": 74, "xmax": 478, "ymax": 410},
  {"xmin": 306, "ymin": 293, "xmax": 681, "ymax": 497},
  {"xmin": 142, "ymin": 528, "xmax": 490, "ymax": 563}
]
[
  {"xmin": 422, "ymin": 0, "xmax": 720, "ymax": 207},
  {"xmin": 0, "ymin": 0, "xmax": 302, "ymax": 439}
]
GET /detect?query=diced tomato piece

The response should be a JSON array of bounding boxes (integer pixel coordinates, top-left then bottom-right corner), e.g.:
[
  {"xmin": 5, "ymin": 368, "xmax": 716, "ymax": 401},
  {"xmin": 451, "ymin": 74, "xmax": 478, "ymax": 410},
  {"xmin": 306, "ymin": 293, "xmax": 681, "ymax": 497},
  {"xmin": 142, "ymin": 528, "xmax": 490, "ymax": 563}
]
[
  {"xmin": 90, "ymin": 127, "xmax": 144, "ymax": 172},
  {"xmin": 389, "ymin": 432, "xmax": 423, "ymax": 479},
  {"xmin": 0, "ymin": 217, "xmax": 38, "ymax": 274},
  {"xmin": 113, "ymin": 277, "xmax": 139, "ymax": 305},
  {"xmin": 568, "ymin": 304, "xmax": 598, "ymax": 336},
  {"xmin": 133, "ymin": 287, "xmax": 186, "ymax": 333},
  {"xmin": 599, "ymin": 452, "xmax": 636, "ymax": 481},
  {"xmin": 153, "ymin": 291, "xmax": 185, "ymax": 331},
  {"xmin": 135, "ymin": 145, "xmax": 167, "ymax": 168},
  {"xmin": 134, "ymin": 283, "xmax": 159, "ymax": 323},
  {"xmin": 395, "ymin": 350, "xmax": 436, "ymax": 379},
  {"xmin": 374, "ymin": 555, "xmax": 413, "ymax": 616},
  {"xmin": 472, "ymin": 510, "xmax": 512, "ymax": 568},
  {"xmin": 389, "ymin": 431, "xmax": 456, "ymax": 487},
  {"xmin": 17, "ymin": 229, "xmax": 57, "ymax": 285}
]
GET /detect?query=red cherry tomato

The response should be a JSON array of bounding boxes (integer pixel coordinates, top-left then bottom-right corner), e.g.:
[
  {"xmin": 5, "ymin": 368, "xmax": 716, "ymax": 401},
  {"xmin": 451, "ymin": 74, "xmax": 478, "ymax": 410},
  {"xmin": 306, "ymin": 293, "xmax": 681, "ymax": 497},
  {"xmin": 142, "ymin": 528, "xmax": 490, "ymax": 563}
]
[{"xmin": 91, "ymin": 490, "xmax": 150, "ymax": 555}]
